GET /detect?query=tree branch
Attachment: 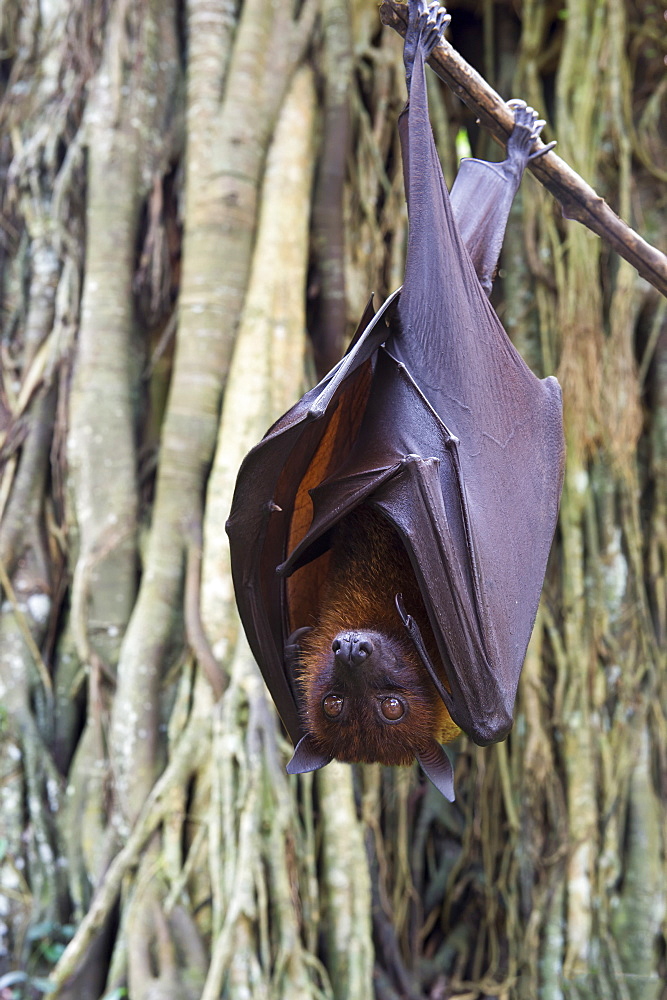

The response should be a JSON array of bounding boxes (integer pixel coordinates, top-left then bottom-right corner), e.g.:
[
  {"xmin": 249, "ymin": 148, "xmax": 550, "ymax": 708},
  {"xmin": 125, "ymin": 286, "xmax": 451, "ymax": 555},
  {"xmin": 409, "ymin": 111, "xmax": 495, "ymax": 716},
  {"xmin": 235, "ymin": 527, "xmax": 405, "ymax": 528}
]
[{"xmin": 380, "ymin": 0, "xmax": 667, "ymax": 298}]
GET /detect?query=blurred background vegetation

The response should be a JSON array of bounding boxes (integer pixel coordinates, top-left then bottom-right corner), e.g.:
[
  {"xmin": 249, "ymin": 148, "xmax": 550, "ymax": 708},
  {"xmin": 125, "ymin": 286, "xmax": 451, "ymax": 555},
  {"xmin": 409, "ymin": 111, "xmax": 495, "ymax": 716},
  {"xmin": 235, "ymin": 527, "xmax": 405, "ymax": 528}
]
[{"xmin": 0, "ymin": 0, "xmax": 665, "ymax": 997}]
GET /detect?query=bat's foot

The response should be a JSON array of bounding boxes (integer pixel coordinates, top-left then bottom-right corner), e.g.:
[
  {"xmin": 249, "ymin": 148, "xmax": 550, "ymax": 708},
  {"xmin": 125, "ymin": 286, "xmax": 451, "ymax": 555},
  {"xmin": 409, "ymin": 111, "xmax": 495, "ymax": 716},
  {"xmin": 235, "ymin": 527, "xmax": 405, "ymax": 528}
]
[
  {"xmin": 417, "ymin": 0, "xmax": 450, "ymax": 59},
  {"xmin": 404, "ymin": 0, "xmax": 450, "ymax": 92},
  {"xmin": 506, "ymin": 99, "xmax": 557, "ymax": 164}
]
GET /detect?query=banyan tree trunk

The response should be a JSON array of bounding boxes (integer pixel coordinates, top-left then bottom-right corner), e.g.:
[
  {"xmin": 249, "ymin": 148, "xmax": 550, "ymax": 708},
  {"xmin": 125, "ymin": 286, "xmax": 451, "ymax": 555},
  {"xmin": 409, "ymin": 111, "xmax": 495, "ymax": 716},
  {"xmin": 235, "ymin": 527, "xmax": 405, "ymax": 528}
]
[{"xmin": 0, "ymin": 1, "xmax": 664, "ymax": 998}]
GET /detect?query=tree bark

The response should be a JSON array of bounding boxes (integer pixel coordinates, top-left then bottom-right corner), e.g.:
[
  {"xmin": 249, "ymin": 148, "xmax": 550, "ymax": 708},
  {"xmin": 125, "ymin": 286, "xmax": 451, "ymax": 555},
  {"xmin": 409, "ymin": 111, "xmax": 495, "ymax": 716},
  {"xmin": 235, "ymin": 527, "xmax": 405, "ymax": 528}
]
[{"xmin": 1, "ymin": 1, "xmax": 665, "ymax": 998}]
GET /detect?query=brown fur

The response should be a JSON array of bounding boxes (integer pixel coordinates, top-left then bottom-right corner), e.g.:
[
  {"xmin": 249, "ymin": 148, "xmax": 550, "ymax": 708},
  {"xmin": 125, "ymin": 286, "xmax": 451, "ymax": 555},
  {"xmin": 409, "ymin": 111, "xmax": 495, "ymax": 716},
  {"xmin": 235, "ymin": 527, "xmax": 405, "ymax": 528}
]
[{"xmin": 298, "ymin": 505, "xmax": 460, "ymax": 766}]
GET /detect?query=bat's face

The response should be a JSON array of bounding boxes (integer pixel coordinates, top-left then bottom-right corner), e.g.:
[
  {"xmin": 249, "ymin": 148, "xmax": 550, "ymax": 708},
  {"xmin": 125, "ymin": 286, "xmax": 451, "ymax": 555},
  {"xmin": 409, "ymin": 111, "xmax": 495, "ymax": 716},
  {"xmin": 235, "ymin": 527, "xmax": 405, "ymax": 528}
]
[{"xmin": 298, "ymin": 627, "xmax": 459, "ymax": 767}]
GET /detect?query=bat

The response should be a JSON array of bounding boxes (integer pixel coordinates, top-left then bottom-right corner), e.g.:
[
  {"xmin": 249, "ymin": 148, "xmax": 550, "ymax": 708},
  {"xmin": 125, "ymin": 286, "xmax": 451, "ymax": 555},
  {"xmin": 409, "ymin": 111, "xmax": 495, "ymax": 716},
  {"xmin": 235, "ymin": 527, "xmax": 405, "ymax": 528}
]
[{"xmin": 226, "ymin": 0, "xmax": 564, "ymax": 800}]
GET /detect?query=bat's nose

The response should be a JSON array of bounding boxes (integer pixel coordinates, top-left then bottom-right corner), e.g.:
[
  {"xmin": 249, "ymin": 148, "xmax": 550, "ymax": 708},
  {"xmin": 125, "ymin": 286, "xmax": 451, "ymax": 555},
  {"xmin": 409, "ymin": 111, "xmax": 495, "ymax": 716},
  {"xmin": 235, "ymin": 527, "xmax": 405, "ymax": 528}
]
[{"xmin": 332, "ymin": 632, "xmax": 374, "ymax": 667}]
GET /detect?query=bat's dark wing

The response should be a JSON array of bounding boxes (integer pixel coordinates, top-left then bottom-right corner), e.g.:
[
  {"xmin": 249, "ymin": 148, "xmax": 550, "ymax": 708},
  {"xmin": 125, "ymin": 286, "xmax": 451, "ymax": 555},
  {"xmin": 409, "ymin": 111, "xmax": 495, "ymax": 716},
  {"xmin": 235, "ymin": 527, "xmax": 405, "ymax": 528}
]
[
  {"xmin": 226, "ymin": 290, "xmax": 400, "ymax": 744},
  {"xmin": 450, "ymin": 157, "xmax": 525, "ymax": 297},
  {"xmin": 399, "ymin": 103, "xmax": 533, "ymax": 298},
  {"xmin": 383, "ymin": 41, "xmax": 564, "ymax": 740},
  {"xmin": 226, "ymin": 41, "xmax": 564, "ymax": 748}
]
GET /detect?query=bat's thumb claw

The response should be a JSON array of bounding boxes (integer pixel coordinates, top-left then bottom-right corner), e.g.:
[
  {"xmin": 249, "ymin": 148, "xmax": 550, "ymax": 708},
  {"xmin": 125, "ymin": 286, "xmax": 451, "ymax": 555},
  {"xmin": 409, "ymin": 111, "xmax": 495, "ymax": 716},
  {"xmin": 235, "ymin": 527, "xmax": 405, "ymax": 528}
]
[
  {"xmin": 395, "ymin": 592, "xmax": 411, "ymax": 626},
  {"xmin": 286, "ymin": 626, "xmax": 312, "ymax": 645},
  {"xmin": 417, "ymin": 741, "xmax": 455, "ymax": 801}
]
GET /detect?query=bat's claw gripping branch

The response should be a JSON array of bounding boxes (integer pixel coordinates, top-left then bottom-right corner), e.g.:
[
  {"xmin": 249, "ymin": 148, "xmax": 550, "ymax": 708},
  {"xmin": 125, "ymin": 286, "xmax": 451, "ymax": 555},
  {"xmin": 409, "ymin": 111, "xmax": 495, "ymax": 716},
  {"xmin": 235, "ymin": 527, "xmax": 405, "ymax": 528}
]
[
  {"xmin": 404, "ymin": 0, "xmax": 450, "ymax": 92},
  {"xmin": 506, "ymin": 98, "xmax": 557, "ymax": 165}
]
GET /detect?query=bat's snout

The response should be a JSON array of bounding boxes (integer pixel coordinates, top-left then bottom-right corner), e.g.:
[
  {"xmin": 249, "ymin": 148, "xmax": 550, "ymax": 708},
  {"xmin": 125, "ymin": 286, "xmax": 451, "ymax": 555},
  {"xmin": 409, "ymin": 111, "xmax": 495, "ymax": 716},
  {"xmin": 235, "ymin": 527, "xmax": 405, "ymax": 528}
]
[{"xmin": 331, "ymin": 632, "xmax": 374, "ymax": 667}]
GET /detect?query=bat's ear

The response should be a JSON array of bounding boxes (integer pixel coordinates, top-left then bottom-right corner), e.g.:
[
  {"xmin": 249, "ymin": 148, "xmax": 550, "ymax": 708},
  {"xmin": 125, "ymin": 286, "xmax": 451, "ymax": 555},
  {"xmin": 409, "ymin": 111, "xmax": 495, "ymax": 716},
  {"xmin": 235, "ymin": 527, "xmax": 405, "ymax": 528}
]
[
  {"xmin": 416, "ymin": 741, "xmax": 456, "ymax": 801},
  {"xmin": 286, "ymin": 735, "xmax": 332, "ymax": 775}
]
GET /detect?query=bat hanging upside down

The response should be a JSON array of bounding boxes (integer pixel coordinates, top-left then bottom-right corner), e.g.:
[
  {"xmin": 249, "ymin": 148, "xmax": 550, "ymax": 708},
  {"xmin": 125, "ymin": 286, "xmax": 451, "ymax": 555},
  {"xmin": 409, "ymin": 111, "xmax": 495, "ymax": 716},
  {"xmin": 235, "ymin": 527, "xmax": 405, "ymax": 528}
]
[{"xmin": 226, "ymin": 0, "xmax": 564, "ymax": 800}]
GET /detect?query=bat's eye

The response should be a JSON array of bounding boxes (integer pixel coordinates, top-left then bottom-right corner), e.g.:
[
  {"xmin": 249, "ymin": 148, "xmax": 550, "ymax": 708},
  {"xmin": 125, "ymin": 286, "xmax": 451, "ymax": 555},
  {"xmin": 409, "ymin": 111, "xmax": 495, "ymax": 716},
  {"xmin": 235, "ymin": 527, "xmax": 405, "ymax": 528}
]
[
  {"xmin": 322, "ymin": 694, "xmax": 344, "ymax": 718},
  {"xmin": 380, "ymin": 696, "xmax": 405, "ymax": 721}
]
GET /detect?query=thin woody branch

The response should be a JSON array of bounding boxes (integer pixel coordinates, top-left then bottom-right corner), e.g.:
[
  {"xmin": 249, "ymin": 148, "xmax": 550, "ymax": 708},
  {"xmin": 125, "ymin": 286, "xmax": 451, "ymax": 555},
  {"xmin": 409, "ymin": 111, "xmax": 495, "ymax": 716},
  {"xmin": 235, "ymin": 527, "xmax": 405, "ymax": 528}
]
[{"xmin": 380, "ymin": 0, "xmax": 667, "ymax": 298}]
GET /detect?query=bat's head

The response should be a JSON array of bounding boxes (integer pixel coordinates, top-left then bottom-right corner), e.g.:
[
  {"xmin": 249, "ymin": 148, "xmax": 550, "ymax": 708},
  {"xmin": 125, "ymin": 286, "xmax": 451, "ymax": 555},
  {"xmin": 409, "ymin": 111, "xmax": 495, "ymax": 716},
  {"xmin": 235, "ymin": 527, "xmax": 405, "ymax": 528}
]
[
  {"xmin": 297, "ymin": 626, "xmax": 454, "ymax": 766},
  {"xmin": 285, "ymin": 504, "xmax": 460, "ymax": 798},
  {"xmin": 288, "ymin": 625, "xmax": 460, "ymax": 798}
]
